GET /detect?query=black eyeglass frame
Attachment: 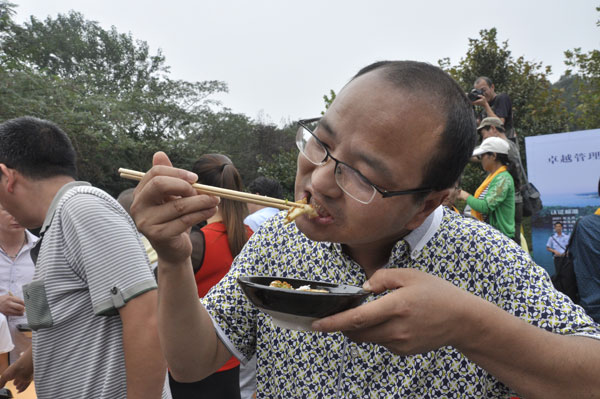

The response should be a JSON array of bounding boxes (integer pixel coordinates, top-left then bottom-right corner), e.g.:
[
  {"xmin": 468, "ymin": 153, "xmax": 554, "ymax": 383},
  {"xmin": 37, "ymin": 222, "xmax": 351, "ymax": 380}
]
[{"xmin": 297, "ymin": 118, "xmax": 433, "ymax": 202}]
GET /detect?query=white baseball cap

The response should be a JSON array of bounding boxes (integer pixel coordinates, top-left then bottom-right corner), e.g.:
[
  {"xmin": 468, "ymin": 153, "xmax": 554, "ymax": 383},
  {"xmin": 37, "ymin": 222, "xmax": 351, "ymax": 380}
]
[{"xmin": 473, "ymin": 137, "xmax": 509, "ymax": 156}]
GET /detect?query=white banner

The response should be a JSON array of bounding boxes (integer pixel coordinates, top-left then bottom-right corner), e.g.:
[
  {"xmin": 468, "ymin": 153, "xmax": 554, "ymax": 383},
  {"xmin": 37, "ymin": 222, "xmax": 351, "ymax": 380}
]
[{"xmin": 525, "ymin": 128, "xmax": 600, "ymax": 274}]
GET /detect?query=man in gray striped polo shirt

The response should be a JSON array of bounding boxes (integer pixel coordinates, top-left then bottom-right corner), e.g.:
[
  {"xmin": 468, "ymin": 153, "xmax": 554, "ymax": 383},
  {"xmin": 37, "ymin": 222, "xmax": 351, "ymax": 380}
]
[{"xmin": 0, "ymin": 117, "xmax": 170, "ymax": 398}]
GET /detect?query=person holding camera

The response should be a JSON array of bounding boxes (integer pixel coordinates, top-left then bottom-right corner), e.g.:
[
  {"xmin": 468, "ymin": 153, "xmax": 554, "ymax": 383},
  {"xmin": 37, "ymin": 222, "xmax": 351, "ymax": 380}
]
[{"xmin": 469, "ymin": 76, "xmax": 515, "ymax": 142}]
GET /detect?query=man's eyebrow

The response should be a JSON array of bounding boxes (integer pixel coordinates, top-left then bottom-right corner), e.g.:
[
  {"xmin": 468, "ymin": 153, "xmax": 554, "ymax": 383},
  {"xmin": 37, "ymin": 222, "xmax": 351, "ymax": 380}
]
[
  {"xmin": 357, "ymin": 146, "xmax": 394, "ymax": 181},
  {"xmin": 317, "ymin": 118, "xmax": 335, "ymax": 140}
]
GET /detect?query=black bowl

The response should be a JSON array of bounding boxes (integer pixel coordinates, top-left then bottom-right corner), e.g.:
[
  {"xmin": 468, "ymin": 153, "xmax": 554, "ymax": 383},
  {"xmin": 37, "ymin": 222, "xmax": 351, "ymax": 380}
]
[{"xmin": 238, "ymin": 276, "xmax": 371, "ymax": 331}]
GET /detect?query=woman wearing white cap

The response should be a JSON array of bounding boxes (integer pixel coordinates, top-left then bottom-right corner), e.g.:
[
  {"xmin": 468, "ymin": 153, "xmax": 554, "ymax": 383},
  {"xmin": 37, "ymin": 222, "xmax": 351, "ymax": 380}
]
[{"xmin": 459, "ymin": 137, "xmax": 520, "ymax": 239}]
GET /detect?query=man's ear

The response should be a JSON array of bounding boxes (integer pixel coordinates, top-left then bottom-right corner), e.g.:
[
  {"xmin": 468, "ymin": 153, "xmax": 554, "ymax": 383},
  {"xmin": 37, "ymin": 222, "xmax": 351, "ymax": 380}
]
[
  {"xmin": 0, "ymin": 164, "xmax": 17, "ymax": 193},
  {"xmin": 404, "ymin": 188, "xmax": 450, "ymax": 231}
]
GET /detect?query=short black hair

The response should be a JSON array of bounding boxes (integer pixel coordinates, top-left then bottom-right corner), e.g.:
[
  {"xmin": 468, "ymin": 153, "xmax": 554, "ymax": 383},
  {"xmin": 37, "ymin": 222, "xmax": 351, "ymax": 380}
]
[
  {"xmin": 554, "ymin": 222, "xmax": 563, "ymax": 227},
  {"xmin": 117, "ymin": 187, "xmax": 135, "ymax": 215},
  {"xmin": 353, "ymin": 61, "xmax": 477, "ymax": 193},
  {"xmin": 0, "ymin": 117, "xmax": 77, "ymax": 179},
  {"xmin": 474, "ymin": 76, "xmax": 493, "ymax": 87},
  {"xmin": 248, "ymin": 176, "xmax": 283, "ymax": 199}
]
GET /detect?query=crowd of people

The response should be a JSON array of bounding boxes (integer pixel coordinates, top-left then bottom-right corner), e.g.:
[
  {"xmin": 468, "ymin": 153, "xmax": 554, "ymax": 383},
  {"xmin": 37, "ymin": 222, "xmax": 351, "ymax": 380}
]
[{"xmin": 0, "ymin": 61, "xmax": 597, "ymax": 398}]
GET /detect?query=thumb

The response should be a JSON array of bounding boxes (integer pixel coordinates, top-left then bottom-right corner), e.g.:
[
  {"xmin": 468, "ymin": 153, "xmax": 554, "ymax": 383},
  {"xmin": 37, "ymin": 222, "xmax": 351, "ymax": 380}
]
[
  {"xmin": 363, "ymin": 268, "xmax": 417, "ymax": 293},
  {"xmin": 152, "ymin": 151, "xmax": 173, "ymax": 167}
]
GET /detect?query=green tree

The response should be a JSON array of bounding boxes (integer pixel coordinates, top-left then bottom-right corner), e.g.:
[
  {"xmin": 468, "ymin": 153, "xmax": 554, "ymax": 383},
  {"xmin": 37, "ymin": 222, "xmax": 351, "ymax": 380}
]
[
  {"xmin": 257, "ymin": 148, "xmax": 298, "ymax": 200},
  {"xmin": 439, "ymin": 27, "xmax": 570, "ymax": 194},
  {"xmin": 563, "ymin": 6, "xmax": 600, "ymax": 130},
  {"xmin": 0, "ymin": 5, "xmax": 227, "ymax": 196},
  {"xmin": 439, "ymin": 28, "xmax": 570, "ymax": 144},
  {"xmin": 322, "ymin": 89, "xmax": 336, "ymax": 115}
]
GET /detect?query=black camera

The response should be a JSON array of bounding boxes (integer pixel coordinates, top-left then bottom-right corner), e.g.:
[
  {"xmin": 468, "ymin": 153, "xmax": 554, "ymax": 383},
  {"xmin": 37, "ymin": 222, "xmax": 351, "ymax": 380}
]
[{"xmin": 467, "ymin": 88, "xmax": 484, "ymax": 102}]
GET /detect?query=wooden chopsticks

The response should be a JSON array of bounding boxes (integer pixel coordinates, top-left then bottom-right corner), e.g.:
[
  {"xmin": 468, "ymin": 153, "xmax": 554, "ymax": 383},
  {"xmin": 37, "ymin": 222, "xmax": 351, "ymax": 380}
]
[{"xmin": 119, "ymin": 168, "xmax": 303, "ymax": 211}]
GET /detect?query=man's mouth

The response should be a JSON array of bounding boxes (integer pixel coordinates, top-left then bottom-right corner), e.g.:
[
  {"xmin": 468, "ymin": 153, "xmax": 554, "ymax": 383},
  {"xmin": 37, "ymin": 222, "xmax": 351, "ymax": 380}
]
[{"xmin": 307, "ymin": 195, "xmax": 332, "ymax": 219}]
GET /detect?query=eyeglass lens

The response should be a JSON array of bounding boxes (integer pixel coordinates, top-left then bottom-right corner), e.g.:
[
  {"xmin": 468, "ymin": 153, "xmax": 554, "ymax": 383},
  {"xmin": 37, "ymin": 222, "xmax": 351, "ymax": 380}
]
[{"xmin": 297, "ymin": 125, "xmax": 376, "ymax": 204}]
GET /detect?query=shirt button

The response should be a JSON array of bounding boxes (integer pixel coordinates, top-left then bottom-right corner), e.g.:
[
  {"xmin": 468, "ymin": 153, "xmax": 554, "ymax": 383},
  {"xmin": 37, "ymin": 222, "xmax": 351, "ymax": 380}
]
[{"xmin": 111, "ymin": 287, "xmax": 118, "ymax": 295}]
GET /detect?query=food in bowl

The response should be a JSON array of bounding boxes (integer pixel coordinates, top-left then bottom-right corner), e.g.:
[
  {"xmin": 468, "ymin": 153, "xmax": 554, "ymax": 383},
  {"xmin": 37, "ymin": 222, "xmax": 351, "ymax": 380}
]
[
  {"xmin": 269, "ymin": 280, "xmax": 329, "ymax": 293},
  {"xmin": 239, "ymin": 276, "xmax": 371, "ymax": 330}
]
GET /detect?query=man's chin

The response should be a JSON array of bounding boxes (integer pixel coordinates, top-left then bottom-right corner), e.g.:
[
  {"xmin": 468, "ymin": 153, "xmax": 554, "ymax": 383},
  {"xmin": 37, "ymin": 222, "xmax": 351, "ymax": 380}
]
[{"xmin": 295, "ymin": 218, "xmax": 338, "ymax": 243}]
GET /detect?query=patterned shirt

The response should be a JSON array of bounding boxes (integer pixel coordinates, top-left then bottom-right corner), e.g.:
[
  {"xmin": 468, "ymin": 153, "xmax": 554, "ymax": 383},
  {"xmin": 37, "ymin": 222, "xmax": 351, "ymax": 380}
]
[{"xmin": 203, "ymin": 206, "xmax": 600, "ymax": 398}]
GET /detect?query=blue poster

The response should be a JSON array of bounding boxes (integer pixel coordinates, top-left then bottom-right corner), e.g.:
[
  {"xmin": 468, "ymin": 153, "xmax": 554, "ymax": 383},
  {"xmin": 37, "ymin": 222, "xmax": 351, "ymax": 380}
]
[{"xmin": 525, "ymin": 128, "xmax": 600, "ymax": 275}]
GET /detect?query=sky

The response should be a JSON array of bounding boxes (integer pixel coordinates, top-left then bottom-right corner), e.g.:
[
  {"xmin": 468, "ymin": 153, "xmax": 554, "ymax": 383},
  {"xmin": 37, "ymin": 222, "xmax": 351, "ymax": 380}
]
[{"xmin": 12, "ymin": 0, "xmax": 600, "ymax": 126}]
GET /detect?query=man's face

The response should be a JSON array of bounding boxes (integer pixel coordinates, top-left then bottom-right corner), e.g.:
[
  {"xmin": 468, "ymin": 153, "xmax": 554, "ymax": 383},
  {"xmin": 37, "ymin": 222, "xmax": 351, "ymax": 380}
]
[
  {"xmin": 0, "ymin": 167, "xmax": 39, "ymax": 229},
  {"xmin": 479, "ymin": 125, "xmax": 502, "ymax": 141},
  {"xmin": 294, "ymin": 71, "xmax": 445, "ymax": 249},
  {"xmin": 0, "ymin": 204, "xmax": 25, "ymax": 236},
  {"xmin": 555, "ymin": 223, "xmax": 563, "ymax": 235},
  {"xmin": 474, "ymin": 80, "xmax": 495, "ymax": 103},
  {"xmin": 479, "ymin": 126, "xmax": 494, "ymax": 140}
]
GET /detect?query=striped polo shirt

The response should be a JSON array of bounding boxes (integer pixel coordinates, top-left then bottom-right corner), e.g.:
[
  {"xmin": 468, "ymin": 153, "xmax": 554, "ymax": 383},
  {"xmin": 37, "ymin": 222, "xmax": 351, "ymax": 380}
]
[{"xmin": 23, "ymin": 182, "xmax": 170, "ymax": 399}]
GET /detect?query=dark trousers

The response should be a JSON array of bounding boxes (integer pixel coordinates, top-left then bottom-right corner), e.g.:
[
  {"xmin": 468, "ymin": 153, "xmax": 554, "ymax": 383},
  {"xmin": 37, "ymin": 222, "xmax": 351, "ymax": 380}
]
[
  {"xmin": 169, "ymin": 366, "xmax": 241, "ymax": 399},
  {"xmin": 553, "ymin": 255, "xmax": 564, "ymax": 274},
  {"xmin": 513, "ymin": 202, "xmax": 523, "ymax": 245}
]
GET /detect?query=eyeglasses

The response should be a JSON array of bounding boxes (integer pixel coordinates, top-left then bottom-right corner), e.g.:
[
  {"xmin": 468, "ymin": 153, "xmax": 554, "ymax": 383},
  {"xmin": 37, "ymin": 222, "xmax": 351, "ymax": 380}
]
[{"xmin": 296, "ymin": 118, "xmax": 432, "ymax": 205}]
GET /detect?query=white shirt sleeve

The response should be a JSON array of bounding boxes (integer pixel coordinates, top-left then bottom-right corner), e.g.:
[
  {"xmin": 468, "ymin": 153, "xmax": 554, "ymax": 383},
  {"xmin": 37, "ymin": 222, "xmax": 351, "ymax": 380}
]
[{"xmin": 0, "ymin": 314, "xmax": 14, "ymax": 354}]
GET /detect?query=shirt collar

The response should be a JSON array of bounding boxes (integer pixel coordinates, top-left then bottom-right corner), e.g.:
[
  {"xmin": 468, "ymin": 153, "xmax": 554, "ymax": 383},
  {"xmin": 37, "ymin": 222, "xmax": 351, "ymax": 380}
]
[
  {"xmin": 24, "ymin": 229, "xmax": 39, "ymax": 249},
  {"xmin": 403, "ymin": 205, "xmax": 444, "ymax": 259},
  {"xmin": 39, "ymin": 181, "xmax": 91, "ymax": 235}
]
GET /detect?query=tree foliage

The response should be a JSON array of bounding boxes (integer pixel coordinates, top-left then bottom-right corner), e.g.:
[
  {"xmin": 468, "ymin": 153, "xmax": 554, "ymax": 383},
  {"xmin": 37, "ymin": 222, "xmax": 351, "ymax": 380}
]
[
  {"xmin": 1, "ymin": 3, "xmax": 598, "ymax": 204},
  {"xmin": 563, "ymin": 7, "xmax": 600, "ymax": 130},
  {"xmin": 0, "ymin": 3, "xmax": 302, "ymax": 197},
  {"xmin": 0, "ymin": 5, "xmax": 227, "ymax": 195},
  {"xmin": 438, "ymin": 28, "xmax": 571, "ymax": 196}
]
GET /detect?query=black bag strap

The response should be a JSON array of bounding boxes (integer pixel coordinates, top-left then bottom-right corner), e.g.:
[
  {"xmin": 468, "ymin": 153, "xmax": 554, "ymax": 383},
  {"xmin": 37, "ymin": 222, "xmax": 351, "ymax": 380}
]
[
  {"xmin": 564, "ymin": 219, "xmax": 580, "ymax": 256},
  {"xmin": 514, "ymin": 147, "xmax": 530, "ymax": 187},
  {"xmin": 550, "ymin": 235, "xmax": 566, "ymax": 251}
]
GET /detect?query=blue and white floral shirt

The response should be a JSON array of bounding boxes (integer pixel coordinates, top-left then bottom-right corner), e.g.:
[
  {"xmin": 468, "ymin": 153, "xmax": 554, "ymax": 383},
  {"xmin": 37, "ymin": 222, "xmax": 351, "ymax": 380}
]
[{"xmin": 202, "ymin": 206, "xmax": 600, "ymax": 398}]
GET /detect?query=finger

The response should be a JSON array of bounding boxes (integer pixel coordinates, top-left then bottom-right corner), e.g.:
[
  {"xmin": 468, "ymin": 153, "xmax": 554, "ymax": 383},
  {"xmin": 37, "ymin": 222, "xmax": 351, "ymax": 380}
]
[
  {"xmin": 363, "ymin": 268, "xmax": 420, "ymax": 294},
  {"xmin": 143, "ymin": 206, "xmax": 218, "ymax": 240},
  {"xmin": 343, "ymin": 316, "xmax": 410, "ymax": 346},
  {"xmin": 5, "ymin": 301, "xmax": 24, "ymax": 315},
  {"xmin": 0, "ymin": 374, "xmax": 7, "ymax": 387},
  {"xmin": 135, "ymin": 192, "xmax": 218, "ymax": 233},
  {"xmin": 11, "ymin": 297, "xmax": 25, "ymax": 306},
  {"xmin": 153, "ymin": 151, "xmax": 173, "ymax": 167},
  {"xmin": 16, "ymin": 380, "xmax": 31, "ymax": 393},
  {"xmin": 11, "ymin": 304, "xmax": 25, "ymax": 315},
  {"xmin": 139, "ymin": 174, "xmax": 204, "ymax": 207},
  {"xmin": 313, "ymin": 290, "xmax": 406, "ymax": 333},
  {"xmin": 133, "ymin": 159, "xmax": 198, "ymax": 202}
]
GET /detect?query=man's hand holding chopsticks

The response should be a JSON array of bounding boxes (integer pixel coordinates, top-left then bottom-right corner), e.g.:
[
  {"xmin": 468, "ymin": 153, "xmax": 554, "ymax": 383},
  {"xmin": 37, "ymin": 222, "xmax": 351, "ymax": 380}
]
[{"xmin": 130, "ymin": 151, "xmax": 220, "ymax": 266}]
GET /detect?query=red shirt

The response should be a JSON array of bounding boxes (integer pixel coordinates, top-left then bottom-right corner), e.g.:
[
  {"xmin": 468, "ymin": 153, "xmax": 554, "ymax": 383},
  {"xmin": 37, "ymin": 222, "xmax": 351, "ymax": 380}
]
[{"xmin": 195, "ymin": 222, "xmax": 252, "ymax": 371}]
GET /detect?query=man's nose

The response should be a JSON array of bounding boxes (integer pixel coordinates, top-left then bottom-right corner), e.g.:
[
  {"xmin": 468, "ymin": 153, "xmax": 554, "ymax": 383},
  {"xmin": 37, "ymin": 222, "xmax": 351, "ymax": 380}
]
[{"xmin": 310, "ymin": 159, "xmax": 342, "ymax": 199}]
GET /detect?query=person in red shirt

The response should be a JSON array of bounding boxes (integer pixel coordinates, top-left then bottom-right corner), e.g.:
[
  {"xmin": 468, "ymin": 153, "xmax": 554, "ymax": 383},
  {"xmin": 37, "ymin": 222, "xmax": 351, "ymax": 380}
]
[{"xmin": 168, "ymin": 154, "xmax": 252, "ymax": 399}]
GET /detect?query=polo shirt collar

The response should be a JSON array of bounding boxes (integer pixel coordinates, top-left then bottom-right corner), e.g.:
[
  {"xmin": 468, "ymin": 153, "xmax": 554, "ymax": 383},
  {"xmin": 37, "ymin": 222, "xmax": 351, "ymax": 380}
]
[{"xmin": 39, "ymin": 181, "xmax": 91, "ymax": 235}]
